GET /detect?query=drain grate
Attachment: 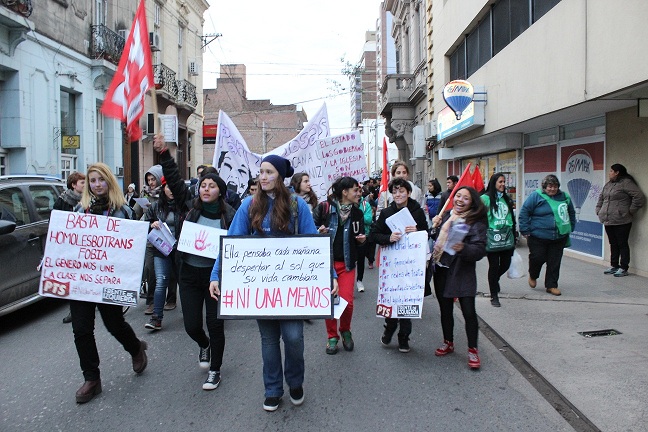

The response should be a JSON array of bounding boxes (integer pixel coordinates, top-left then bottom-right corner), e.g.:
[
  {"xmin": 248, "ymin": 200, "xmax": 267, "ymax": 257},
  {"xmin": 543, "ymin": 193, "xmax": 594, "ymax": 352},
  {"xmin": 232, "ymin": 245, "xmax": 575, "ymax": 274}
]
[{"xmin": 578, "ymin": 329, "xmax": 622, "ymax": 338}]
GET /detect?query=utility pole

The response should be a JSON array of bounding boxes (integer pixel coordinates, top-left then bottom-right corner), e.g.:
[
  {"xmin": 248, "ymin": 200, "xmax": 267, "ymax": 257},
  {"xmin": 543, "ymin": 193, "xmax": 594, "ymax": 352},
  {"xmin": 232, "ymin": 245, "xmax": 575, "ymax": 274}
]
[{"xmin": 262, "ymin": 121, "xmax": 267, "ymax": 154}]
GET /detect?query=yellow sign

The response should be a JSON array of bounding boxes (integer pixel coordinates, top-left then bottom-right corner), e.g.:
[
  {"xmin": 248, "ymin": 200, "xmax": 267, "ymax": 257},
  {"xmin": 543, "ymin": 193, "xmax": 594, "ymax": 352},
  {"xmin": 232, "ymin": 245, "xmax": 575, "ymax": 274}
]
[{"xmin": 62, "ymin": 135, "xmax": 80, "ymax": 149}]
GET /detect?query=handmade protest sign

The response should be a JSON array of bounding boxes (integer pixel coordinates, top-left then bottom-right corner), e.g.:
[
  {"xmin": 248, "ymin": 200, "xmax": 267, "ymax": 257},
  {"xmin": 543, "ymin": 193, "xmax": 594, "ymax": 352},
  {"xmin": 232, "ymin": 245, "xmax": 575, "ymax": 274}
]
[
  {"xmin": 375, "ymin": 231, "xmax": 427, "ymax": 319},
  {"xmin": 218, "ymin": 234, "xmax": 332, "ymax": 319},
  {"xmin": 39, "ymin": 210, "xmax": 147, "ymax": 306},
  {"xmin": 316, "ymin": 132, "xmax": 369, "ymax": 186},
  {"xmin": 177, "ymin": 221, "xmax": 227, "ymax": 259}
]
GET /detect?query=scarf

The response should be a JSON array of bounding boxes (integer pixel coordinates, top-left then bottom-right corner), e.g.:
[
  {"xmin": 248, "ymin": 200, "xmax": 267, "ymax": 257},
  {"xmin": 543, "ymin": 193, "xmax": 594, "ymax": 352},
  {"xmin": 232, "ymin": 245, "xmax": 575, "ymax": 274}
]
[
  {"xmin": 202, "ymin": 200, "xmax": 221, "ymax": 216},
  {"xmin": 337, "ymin": 201, "xmax": 352, "ymax": 224},
  {"xmin": 60, "ymin": 189, "xmax": 82, "ymax": 207},
  {"xmin": 89, "ymin": 195, "xmax": 111, "ymax": 215},
  {"xmin": 432, "ymin": 208, "xmax": 472, "ymax": 263}
]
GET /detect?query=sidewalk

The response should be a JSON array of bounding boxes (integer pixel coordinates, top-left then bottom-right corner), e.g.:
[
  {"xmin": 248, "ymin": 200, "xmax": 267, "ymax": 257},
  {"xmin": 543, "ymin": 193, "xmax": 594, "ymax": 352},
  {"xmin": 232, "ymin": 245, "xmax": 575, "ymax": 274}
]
[{"xmin": 475, "ymin": 246, "xmax": 648, "ymax": 432}]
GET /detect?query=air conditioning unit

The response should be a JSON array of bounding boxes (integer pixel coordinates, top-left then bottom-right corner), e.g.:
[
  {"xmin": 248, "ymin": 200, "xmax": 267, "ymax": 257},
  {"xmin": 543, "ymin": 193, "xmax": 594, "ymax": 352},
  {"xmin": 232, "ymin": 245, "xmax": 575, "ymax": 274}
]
[
  {"xmin": 188, "ymin": 60, "xmax": 199, "ymax": 76},
  {"xmin": 115, "ymin": 166, "xmax": 124, "ymax": 177},
  {"xmin": 118, "ymin": 29, "xmax": 128, "ymax": 41},
  {"xmin": 149, "ymin": 31, "xmax": 161, "ymax": 51},
  {"xmin": 412, "ymin": 125, "xmax": 426, "ymax": 159},
  {"xmin": 424, "ymin": 121, "xmax": 437, "ymax": 141}
]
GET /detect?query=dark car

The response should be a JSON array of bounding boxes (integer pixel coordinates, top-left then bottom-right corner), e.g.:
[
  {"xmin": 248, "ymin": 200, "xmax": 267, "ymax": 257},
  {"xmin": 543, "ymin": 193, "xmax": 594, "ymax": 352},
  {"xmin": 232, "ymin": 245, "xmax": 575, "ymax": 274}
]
[{"xmin": 0, "ymin": 175, "xmax": 65, "ymax": 317}]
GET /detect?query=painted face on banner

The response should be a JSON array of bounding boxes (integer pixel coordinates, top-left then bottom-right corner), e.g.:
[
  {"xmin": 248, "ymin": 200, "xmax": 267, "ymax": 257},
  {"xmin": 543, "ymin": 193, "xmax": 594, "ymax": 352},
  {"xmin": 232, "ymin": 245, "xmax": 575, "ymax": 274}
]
[{"xmin": 218, "ymin": 151, "xmax": 252, "ymax": 196}]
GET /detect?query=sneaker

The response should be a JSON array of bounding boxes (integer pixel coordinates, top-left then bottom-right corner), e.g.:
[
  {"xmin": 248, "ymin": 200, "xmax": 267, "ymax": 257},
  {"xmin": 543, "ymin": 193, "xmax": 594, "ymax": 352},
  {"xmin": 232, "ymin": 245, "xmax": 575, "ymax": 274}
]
[
  {"xmin": 435, "ymin": 340, "xmax": 454, "ymax": 356},
  {"xmin": 289, "ymin": 386, "xmax": 304, "ymax": 406},
  {"xmin": 490, "ymin": 296, "xmax": 501, "ymax": 307},
  {"xmin": 163, "ymin": 302, "xmax": 176, "ymax": 311},
  {"xmin": 368, "ymin": 263, "xmax": 374, "ymax": 269},
  {"xmin": 326, "ymin": 338, "xmax": 338, "ymax": 355},
  {"xmin": 62, "ymin": 312, "xmax": 72, "ymax": 324},
  {"xmin": 341, "ymin": 331, "xmax": 354, "ymax": 351},
  {"xmin": 202, "ymin": 370, "xmax": 221, "ymax": 390},
  {"xmin": 528, "ymin": 277, "xmax": 537, "ymax": 289},
  {"xmin": 613, "ymin": 269, "xmax": 629, "ymax": 277},
  {"xmin": 144, "ymin": 304, "xmax": 154, "ymax": 315},
  {"xmin": 468, "ymin": 348, "xmax": 481, "ymax": 369},
  {"xmin": 546, "ymin": 287, "xmax": 561, "ymax": 296},
  {"xmin": 357, "ymin": 281, "xmax": 365, "ymax": 292},
  {"xmin": 199, "ymin": 345, "xmax": 211, "ymax": 369},
  {"xmin": 604, "ymin": 267, "xmax": 619, "ymax": 275},
  {"xmin": 380, "ymin": 326, "xmax": 396, "ymax": 346},
  {"xmin": 263, "ymin": 396, "xmax": 281, "ymax": 412},
  {"xmin": 398, "ymin": 336, "xmax": 410, "ymax": 353},
  {"xmin": 144, "ymin": 316, "xmax": 162, "ymax": 330}
]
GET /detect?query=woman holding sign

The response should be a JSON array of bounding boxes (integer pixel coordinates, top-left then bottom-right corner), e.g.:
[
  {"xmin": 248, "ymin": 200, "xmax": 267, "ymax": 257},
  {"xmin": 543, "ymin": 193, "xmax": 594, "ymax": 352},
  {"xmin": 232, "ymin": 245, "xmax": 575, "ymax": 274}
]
[
  {"xmin": 153, "ymin": 135, "xmax": 236, "ymax": 391},
  {"xmin": 209, "ymin": 154, "xmax": 339, "ymax": 412},
  {"xmin": 480, "ymin": 173, "xmax": 517, "ymax": 307},
  {"xmin": 313, "ymin": 176, "xmax": 366, "ymax": 355},
  {"xmin": 431, "ymin": 186, "xmax": 487, "ymax": 369},
  {"xmin": 370, "ymin": 178, "xmax": 428, "ymax": 353},
  {"xmin": 71, "ymin": 163, "xmax": 148, "ymax": 403}
]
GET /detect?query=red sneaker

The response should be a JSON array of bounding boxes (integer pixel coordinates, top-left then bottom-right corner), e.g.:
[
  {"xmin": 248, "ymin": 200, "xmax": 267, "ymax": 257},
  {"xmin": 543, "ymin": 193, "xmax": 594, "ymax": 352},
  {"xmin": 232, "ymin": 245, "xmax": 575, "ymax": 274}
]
[
  {"xmin": 434, "ymin": 340, "xmax": 454, "ymax": 356},
  {"xmin": 468, "ymin": 348, "xmax": 481, "ymax": 369}
]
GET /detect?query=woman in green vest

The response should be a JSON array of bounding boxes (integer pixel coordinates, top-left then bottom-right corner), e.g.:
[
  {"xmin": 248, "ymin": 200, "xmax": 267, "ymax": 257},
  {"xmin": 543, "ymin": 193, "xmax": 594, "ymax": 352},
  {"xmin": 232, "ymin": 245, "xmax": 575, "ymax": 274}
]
[
  {"xmin": 519, "ymin": 175, "xmax": 576, "ymax": 296},
  {"xmin": 481, "ymin": 173, "xmax": 517, "ymax": 307}
]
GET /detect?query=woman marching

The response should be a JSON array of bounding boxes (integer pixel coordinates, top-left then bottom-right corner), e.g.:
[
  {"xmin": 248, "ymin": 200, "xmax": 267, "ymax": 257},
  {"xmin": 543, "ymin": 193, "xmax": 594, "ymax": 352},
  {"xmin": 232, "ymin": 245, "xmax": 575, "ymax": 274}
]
[
  {"xmin": 370, "ymin": 178, "xmax": 428, "ymax": 353},
  {"xmin": 596, "ymin": 163, "xmax": 645, "ymax": 277},
  {"xmin": 519, "ymin": 175, "xmax": 575, "ymax": 296},
  {"xmin": 209, "ymin": 155, "xmax": 338, "ymax": 412},
  {"xmin": 290, "ymin": 172, "xmax": 319, "ymax": 213},
  {"xmin": 313, "ymin": 176, "xmax": 366, "ymax": 354},
  {"xmin": 153, "ymin": 135, "xmax": 236, "ymax": 391},
  {"xmin": 431, "ymin": 186, "xmax": 487, "ymax": 369},
  {"xmin": 70, "ymin": 163, "xmax": 148, "ymax": 403},
  {"xmin": 480, "ymin": 173, "xmax": 517, "ymax": 307}
]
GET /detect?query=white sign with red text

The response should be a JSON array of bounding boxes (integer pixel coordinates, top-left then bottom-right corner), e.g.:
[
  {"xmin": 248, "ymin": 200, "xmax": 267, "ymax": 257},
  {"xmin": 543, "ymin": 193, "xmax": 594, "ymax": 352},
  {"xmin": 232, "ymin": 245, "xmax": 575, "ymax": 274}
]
[
  {"xmin": 177, "ymin": 221, "xmax": 227, "ymax": 259},
  {"xmin": 39, "ymin": 210, "xmax": 147, "ymax": 306},
  {"xmin": 218, "ymin": 235, "xmax": 333, "ymax": 319}
]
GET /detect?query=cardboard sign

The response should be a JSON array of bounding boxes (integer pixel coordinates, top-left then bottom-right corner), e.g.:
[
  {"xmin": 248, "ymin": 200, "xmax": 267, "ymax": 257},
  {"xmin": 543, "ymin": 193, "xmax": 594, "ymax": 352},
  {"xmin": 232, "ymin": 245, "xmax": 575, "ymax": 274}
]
[
  {"xmin": 316, "ymin": 132, "xmax": 369, "ymax": 185},
  {"xmin": 218, "ymin": 235, "xmax": 333, "ymax": 319},
  {"xmin": 375, "ymin": 231, "xmax": 427, "ymax": 319},
  {"xmin": 177, "ymin": 221, "xmax": 227, "ymax": 259},
  {"xmin": 39, "ymin": 210, "xmax": 148, "ymax": 306}
]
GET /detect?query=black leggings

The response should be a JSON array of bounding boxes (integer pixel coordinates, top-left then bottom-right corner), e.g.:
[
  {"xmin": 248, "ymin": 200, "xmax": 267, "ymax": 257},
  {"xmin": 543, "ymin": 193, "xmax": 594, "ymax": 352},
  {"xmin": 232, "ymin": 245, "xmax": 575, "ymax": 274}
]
[
  {"xmin": 486, "ymin": 250, "xmax": 513, "ymax": 297},
  {"xmin": 605, "ymin": 223, "xmax": 632, "ymax": 271},
  {"xmin": 433, "ymin": 266, "xmax": 479, "ymax": 348}
]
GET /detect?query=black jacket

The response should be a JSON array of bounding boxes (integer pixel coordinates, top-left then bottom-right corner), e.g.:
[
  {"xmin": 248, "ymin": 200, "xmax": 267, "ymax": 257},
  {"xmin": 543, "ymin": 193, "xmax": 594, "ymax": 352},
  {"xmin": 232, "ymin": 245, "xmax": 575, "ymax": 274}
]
[{"xmin": 370, "ymin": 198, "xmax": 428, "ymax": 246}]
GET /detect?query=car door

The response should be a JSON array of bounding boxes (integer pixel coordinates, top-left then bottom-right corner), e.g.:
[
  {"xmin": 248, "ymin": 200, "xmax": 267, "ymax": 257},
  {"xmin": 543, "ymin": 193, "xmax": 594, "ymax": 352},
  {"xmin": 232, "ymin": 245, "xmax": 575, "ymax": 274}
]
[{"xmin": 0, "ymin": 186, "xmax": 43, "ymax": 310}]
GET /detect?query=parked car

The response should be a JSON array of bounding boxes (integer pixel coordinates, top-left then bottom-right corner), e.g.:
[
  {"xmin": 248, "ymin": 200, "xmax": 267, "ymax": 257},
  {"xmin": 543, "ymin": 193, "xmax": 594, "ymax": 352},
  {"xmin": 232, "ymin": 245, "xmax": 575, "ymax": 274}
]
[{"xmin": 0, "ymin": 175, "xmax": 65, "ymax": 317}]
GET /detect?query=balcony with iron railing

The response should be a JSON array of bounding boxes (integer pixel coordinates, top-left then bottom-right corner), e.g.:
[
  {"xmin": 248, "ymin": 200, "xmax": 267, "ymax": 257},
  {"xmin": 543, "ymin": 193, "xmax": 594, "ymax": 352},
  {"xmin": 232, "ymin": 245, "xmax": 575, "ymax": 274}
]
[
  {"xmin": 378, "ymin": 73, "xmax": 415, "ymax": 116},
  {"xmin": 90, "ymin": 25, "xmax": 125, "ymax": 65},
  {"xmin": 176, "ymin": 80, "xmax": 197, "ymax": 110},
  {"xmin": 153, "ymin": 64, "xmax": 178, "ymax": 101},
  {"xmin": 0, "ymin": 0, "xmax": 32, "ymax": 18}
]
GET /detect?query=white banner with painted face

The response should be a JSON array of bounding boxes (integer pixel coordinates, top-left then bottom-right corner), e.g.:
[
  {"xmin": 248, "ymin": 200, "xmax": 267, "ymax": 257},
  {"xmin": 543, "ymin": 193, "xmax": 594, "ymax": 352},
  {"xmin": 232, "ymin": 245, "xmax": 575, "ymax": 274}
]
[{"xmin": 39, "ymin": 210, "xmax": 147, "ymax": 307}]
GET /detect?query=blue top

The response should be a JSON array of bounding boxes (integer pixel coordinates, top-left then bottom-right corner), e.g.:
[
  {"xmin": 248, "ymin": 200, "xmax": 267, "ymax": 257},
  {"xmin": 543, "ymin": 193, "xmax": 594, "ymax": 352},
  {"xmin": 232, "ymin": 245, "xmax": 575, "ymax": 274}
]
[
  {"xmin": 210, "ymin": 195, "xmax": 319, "ymax": 282},
  {"xmin": 519, "ymin": 190, "xmax": 575, "ymax": 240}
]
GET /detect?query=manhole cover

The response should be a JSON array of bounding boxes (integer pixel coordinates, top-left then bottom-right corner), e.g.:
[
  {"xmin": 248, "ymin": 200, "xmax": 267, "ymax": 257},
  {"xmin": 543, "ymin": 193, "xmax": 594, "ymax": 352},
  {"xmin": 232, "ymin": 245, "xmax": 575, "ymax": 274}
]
[{"xmin": 578, "ymin": 329, "xmax": 622, "ymax": 337}]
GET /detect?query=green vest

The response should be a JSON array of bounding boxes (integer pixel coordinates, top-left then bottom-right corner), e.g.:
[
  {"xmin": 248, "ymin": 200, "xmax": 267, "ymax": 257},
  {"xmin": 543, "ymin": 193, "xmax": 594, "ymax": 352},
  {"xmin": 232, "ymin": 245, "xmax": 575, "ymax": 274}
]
[
  {"xmin": 536, "ymin": 189, "xmax": 572, "ymax": 235},
  {"xmin": 481, "ymin": 195, "xmax": 513, "ymax": 230}
]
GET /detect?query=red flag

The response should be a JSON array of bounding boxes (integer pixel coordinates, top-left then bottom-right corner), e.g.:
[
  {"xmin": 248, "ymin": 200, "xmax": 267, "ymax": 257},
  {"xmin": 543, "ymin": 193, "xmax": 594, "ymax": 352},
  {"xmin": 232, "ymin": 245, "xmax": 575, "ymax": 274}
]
[
  {"xmin": 472, "ymin": 165, "xmax": 485, "ymax": 192},
  {"xmin": 379, "ymin": 137, "xmax": 389, "ymax": 193},
  {"xmin": 101, "ymin": 0, "xmax": 154, "ymax": 141},
  {"xmin": 440, "ymin": 163, "xmax": 473, "ymax": 213}
]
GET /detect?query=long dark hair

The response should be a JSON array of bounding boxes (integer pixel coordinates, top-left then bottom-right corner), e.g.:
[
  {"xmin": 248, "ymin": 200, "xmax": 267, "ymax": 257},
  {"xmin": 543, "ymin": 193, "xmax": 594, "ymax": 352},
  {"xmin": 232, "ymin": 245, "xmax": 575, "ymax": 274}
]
[
  {"xmin": 611, "ymin": 163, "xmax": 637, "ymax": 184},
  {"xmin": 328, "ymin": 176, "xmax": 359, "ymax": 202},
  {"xmin": 484, "ymin": 172, "xmax": 514, "ymax": 216},
  {"xmin": 428, "ymin": 178, "xmax": 442, "ymax": 196},
  {"xmin": 290, "ymin": 173, "xmax": 318, "ymax": 206},
  {"xmin": 455, "ymin": 186, "xmax": 487, "ymax": 225},
  {"xmin": 249, "ymin": 179, "xmax": 292, "ymax": 235}
]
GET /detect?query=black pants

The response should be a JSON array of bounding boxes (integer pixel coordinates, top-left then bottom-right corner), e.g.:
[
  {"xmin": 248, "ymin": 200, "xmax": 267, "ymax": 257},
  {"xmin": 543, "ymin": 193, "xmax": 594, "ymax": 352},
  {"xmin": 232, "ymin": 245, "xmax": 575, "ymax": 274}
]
[
  {"xmin": 70, "ymin": 301, "xmax": 141, "ymax": 381},
  {"xmin": 179, "ymin": 262, "xmax": 225, "ymax": 371},
  {"xmin": 356, "ymin": 242, "xmax": 366, "ymax": 281},
  {"xmin": 433, "ymin": 266, "xmax": 479, "ymax": 348},
  {"xmin": 605, "ymin": 223, "xmax": 632, "ymax": 271},
  {"xmin": 487, "ymin": 250, "xmax": 513, "ymax": 297},
  {"xmin": 384, "ymin": 318, "xmax": 412, "ymax": 337},
  {"xmin": 527, "ymin": 236, "xmax": 567, "ymax": 288}
]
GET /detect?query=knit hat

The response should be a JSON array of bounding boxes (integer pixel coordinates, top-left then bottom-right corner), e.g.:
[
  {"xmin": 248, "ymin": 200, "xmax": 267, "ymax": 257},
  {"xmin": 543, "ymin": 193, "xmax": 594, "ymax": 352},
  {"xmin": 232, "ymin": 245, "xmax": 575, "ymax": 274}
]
[
  {"xmin": 262, "ymin": 155, "xmax": 294, "ymax": 179},
  {"xmin": 199, "ymin": 173, "xmax": 227, "ymax": 198},
  {"xmin": 128, "ymin": 183, "xmax": 136, "ymax": 190}
]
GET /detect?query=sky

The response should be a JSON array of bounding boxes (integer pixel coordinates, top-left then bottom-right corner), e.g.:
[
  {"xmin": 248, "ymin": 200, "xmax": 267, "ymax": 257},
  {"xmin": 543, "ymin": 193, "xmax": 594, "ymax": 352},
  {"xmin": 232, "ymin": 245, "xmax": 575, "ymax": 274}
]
[{"xmin": 202, "ymin": 0, "xmax": 382, "ymax": 135}]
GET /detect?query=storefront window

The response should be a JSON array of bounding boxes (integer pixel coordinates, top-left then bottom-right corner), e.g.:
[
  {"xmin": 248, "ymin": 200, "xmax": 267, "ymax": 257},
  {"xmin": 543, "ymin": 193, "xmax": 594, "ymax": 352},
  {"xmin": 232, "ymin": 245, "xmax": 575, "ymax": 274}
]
[{"xmin": 559, "ymin": 117, "xmax": 605, "ymax": 141}]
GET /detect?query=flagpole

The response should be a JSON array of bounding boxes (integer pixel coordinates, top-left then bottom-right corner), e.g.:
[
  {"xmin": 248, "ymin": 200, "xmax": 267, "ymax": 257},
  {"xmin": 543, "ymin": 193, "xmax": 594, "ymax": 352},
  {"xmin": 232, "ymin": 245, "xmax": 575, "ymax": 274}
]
[
  {"xmin": 150, "ymin": 86, "xmax": 159, "ymax": 135},
  {"xmin": 433, "ymin": 163, "xmax": 472, "ymax": 227}
]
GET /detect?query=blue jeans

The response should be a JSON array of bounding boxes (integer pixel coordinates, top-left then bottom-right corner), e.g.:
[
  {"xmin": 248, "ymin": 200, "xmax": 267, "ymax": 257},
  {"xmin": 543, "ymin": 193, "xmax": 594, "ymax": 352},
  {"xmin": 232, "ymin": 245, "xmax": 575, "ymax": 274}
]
[
  {"xmin": 153, "ymin": 254, "xmax": 175, "ymax": 319},
  {"xmin": 256, "ymin": 319, "xmax": 304, "ymax": 398}
]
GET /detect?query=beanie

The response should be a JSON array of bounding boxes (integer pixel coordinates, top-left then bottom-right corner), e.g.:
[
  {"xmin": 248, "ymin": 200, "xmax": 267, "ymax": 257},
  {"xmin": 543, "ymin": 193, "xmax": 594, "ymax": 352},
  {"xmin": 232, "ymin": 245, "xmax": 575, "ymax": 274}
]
[
  {"xmin": 199, "ymin": 173, "xmax": 227, "ymax": 198},
  {"xmin": 262, "ymin": 155, "xmax": 294, "ymax": 179},
  {"xmin": 128, "ymin": 183, "xmax": 136, "ymax": 190}
]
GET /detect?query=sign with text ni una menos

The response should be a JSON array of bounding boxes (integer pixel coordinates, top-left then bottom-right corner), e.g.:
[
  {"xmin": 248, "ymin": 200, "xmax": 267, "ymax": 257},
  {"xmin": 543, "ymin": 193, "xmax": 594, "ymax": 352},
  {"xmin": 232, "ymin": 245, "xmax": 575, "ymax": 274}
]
[
  {"xmin": 39, "ymin": 210, "xmax": 147, "ymax": 306},
  {"xmin": 217, "ymin": 235, "xmax": 333, "ymax": 319}
]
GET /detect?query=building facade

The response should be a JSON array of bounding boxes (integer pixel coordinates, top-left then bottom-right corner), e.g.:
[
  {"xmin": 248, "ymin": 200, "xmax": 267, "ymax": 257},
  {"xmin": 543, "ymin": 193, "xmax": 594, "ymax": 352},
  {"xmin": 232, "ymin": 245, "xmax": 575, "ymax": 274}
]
[{"xmin": 429, "ymin": 0, "xmax": 648, "ymax": 275}]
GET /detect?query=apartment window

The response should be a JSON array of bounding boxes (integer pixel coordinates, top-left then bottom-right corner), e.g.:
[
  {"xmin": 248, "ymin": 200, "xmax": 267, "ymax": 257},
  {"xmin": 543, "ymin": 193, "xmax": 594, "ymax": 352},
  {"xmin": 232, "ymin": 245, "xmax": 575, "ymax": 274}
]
[
  {"xmin": 154, "ymin": 2, "xmax": 161, "ymax": 27},
  {"xmin": 449, "ymin": 40, "xmax": 466, "ymax": 80},
  {"xmin": 96, "ymin": 105, "xmax": 105, "ymax": 163},
  {"xmin": 95, "ymin": 0, "xmax": 106, "ymax": 26},
  {"xmin": 61, "ymin": 155, "xmax": 77, "ymax": 181},
  {"xmin": 493, "ymin": 0, "xmax": 529, "ymax": 55},
  {"xmin": 178, "ymin": 25, "xmax": 183, "ymax": 47},
  {"xmin": 466, "ymin": 17, "xmax": 491, "ymax": 76},
  {"xmin": 60, "ymin": 90, "xmax": 78, "ymax": 157},
  {"xmin": 0, "ymin": 154, "xmax": 6, "ymax": 175},
  {"xmin": 533, "ymin": 0, "xmax": 561, "ymax": 21}
]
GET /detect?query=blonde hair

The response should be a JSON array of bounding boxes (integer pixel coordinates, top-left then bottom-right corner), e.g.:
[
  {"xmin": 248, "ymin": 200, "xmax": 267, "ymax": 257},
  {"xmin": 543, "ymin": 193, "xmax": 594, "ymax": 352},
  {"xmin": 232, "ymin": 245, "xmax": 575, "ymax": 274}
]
[{"xmin": 81, "ymin": 163, "xmax": 127, "ymax": 210}]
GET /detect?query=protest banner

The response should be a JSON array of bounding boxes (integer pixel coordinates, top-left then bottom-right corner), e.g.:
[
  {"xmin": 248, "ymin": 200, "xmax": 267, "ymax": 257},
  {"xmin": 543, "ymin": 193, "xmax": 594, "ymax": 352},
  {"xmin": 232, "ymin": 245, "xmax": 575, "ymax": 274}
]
[
  {"xmin": 38, "ymin": 210, "xmax": 148, "ymax": 306},
  {"xmin": 316, "ymin": 131, "xmax": 369, "ymax": 186},
  {"xmin": 375, "ymin": 231, "xmax": 427, "ymax": 319},
  {"xmin": 217, "ymin": 235, "xmax": 333, "ymax": 319},
  {"xmin": 177, "ymin": 221, "xmax": 227, "ymax": 259}
]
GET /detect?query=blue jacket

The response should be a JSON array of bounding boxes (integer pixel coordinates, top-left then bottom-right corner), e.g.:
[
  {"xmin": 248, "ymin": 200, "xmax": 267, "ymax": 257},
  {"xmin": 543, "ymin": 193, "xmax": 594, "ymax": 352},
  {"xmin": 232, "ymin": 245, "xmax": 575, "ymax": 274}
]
[
  {"xmin": 210, "ymin": 195, "xmax": 318, "ymax": 282},
  {"xmin": 519, "ymin": 190, "xmax": 575, "ymax": 240}
]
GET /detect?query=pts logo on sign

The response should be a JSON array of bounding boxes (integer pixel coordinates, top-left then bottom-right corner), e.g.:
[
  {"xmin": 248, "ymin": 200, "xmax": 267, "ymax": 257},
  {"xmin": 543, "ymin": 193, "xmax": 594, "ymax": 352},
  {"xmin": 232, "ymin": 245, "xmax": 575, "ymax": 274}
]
[{"xmin": 42, "ymin": 279, "xmax": 70, "ymax": 297}]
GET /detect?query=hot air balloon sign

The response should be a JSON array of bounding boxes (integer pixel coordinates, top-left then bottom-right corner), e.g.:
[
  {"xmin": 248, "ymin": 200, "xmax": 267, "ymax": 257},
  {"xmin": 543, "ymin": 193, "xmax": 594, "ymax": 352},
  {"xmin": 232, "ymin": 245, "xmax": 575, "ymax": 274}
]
[
  {"xmin": 565, "ymin": 149, "xmax": 594, "ymax": 221},
  {"xmin": 443, "ymin": 80, "xmax": 474, "ymax": 120}
]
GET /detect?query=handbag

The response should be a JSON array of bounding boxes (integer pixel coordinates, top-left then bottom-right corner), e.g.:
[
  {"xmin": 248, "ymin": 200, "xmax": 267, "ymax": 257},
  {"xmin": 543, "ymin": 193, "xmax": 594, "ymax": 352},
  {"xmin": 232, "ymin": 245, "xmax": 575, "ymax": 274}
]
[{"xmin": 486, "ymin": 225, "xmax": 514, "ymax": 252}]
